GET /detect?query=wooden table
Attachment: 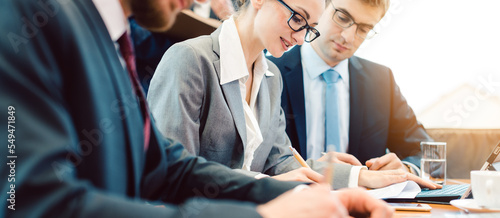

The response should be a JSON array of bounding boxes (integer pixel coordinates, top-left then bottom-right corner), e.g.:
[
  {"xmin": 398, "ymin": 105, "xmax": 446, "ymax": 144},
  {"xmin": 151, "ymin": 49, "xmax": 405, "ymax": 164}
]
[{"xmin": 393, "ymin": 179, "xmax": 470, "ymax": 217}]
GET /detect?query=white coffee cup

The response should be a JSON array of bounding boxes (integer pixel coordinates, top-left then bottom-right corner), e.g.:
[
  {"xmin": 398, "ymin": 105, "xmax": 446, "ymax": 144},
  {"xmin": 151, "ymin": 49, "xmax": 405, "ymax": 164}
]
[{"xmin": 471, "ymin": 170, "xmax": 500, "ymax": 208}]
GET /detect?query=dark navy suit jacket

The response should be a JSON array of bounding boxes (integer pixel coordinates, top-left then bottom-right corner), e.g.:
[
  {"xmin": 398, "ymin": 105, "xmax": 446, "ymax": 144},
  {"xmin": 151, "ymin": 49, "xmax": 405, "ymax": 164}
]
[
  {"xmin": 0, "ymin": 0, "xmax": 298, "ymax": 217},
  {"xmin": 269, "ymin": 46, "xmax": 432, "ymax": 165}
]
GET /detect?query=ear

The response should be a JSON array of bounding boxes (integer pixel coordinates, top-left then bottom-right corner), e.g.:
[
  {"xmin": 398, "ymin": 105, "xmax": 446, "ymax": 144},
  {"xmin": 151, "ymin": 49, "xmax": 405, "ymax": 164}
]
[{"xmin": 250, "ymin": 0, "xmax": 265, "ymax": 10}]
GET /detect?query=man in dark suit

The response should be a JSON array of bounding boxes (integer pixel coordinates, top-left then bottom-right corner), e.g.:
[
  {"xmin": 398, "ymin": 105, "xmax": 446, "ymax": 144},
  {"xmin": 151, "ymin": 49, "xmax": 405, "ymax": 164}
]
[
  {"xmin": 132, "ymin": 0, "xmax": 234, "ymax": 94},
  {"xmin": 0, "ymin": 0, "xmax": 392, "ymax": 217},
  {"xmin": 270, "ymin": 0, "xmax": 432, "ymax": 184}
]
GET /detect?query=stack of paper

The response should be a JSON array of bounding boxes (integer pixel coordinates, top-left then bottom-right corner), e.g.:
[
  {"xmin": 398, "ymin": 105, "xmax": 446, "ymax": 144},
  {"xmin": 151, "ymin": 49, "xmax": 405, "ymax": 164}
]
[{"xmin": 367, "ymin": 181, "xmax": 421, "ymax": 199}]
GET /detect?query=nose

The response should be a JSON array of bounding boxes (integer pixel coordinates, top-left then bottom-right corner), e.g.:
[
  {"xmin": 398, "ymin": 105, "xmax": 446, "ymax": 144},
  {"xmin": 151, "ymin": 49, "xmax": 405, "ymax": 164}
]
[
  {"xmin": 341, "ymin": 24, "xmax": 357, "ymax": 44},
  {"xmin": 291, "ymin": 29, "xmax": 307, "ymax": 45}
]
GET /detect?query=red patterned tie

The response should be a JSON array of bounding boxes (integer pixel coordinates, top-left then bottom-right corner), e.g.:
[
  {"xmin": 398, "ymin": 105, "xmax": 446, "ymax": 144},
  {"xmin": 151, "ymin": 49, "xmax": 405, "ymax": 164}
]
[{"xmin": 117, "ymin": 32, "xmax": 151, "ymax": 151}]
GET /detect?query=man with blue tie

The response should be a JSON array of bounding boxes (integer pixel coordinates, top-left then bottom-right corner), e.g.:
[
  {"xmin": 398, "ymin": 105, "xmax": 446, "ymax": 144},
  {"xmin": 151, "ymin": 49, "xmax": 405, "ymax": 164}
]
[{"xmin": 269, "ymin": 0, "xmax": 433, "ymax": 183}]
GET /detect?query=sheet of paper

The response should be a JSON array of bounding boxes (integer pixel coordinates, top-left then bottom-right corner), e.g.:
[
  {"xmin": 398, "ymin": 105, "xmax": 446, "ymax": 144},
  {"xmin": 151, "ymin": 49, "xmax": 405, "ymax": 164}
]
[{"xmin": 367, "ymin": 181, "xmax": 421, "ymax": 199}]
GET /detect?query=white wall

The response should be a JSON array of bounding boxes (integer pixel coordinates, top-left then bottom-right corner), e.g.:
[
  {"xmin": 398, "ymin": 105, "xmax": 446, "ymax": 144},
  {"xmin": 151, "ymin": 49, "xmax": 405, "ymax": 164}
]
[{"xmin": 355, "ymin": 0, "xmax": 500, "ymax": 128}]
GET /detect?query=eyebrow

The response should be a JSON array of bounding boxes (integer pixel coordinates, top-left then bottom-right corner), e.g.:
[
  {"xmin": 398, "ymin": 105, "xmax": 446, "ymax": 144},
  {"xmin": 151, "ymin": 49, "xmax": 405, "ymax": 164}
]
[
  {"xmin": 337, "ymin": 7, "xmax": 376, "ymax": 28},
  {"xmin": 296, "ymin": 6, "xmax": 310, "ymax": 20}
]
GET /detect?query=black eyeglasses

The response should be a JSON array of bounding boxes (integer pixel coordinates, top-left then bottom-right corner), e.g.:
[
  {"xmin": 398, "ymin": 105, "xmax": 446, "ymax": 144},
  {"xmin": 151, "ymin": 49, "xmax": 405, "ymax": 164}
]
[
  {"xmin": 277, "ymin": 0, "xmax": 320, "ymax": 43},
  {"xmin": 331, "ymin": 3, "xmax": 377, "ymax": 39}
]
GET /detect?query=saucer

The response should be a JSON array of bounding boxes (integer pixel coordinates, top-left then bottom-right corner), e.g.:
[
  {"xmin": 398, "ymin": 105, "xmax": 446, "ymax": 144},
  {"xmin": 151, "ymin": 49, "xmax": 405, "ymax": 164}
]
[{"xmin": 450, "ymin": 199, "xmax": 500, "ymax": 213}]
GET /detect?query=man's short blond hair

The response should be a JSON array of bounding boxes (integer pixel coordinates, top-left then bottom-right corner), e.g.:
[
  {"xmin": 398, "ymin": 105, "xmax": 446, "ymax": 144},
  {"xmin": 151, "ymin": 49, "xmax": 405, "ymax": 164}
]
[{"xmin": 359, "ymin": 0, "xmax": 391, "ymax": 17}]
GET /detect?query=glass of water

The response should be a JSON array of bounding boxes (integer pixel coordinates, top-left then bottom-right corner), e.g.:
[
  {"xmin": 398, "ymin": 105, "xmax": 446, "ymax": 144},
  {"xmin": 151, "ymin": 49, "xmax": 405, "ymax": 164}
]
[{"xmin": 420, "ymin": 142, "xmax": 447, "ymax": 185}]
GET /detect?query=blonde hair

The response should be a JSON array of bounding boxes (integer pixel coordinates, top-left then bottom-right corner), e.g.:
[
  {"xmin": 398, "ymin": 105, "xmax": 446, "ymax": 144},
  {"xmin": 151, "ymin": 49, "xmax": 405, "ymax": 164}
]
[
  {"xmin": 359, "ymin": 0, "xmax": 390, "ymax": 17},
  {"xmin": 236, "ymin": 0, "xmax": 333, "ymax": 12}
]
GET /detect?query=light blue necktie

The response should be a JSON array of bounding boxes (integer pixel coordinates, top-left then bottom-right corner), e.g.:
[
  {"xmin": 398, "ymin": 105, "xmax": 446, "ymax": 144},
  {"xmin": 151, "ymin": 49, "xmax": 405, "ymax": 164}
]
[{"xmin": 322, "ymin": 69, "xmax": 341, "ymax": 152}]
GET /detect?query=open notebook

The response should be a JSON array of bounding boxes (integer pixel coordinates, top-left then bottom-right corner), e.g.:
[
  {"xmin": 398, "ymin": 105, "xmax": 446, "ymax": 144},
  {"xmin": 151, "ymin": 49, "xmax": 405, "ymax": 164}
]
[{"xmin": 369, "ymin": 141, "xmax": 500, "ymax": 204}]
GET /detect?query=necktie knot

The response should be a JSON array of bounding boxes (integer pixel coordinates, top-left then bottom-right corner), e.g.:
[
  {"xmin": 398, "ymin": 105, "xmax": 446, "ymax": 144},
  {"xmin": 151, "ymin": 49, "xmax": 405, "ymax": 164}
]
[
  {"xmin": 322, "ymin": 69, "xmax": 340, "ymax": 84},
  {"xmin": 117, "ymin": 33, "xmax": 137, "ymax": 77}
]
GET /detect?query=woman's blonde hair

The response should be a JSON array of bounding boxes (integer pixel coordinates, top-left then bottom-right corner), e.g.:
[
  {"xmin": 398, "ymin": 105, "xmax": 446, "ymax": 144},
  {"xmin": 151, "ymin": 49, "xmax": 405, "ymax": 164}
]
[{"xmin": 236, "ymin": 0, "xmax": 333, "ymax": 12}]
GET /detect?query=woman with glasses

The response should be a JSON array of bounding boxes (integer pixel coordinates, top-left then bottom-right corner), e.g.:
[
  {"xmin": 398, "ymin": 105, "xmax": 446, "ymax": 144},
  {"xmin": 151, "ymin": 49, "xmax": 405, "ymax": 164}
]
[{"xmin": 147, "ymin": 0, "xmax": 354, "ymax": 184}]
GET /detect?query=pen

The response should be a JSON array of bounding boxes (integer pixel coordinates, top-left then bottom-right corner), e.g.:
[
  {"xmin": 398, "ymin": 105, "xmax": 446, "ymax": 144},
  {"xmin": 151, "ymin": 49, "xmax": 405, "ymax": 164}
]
[{"xmin": 289, "ymin": 146, "xmax": 311, "ymax": 169}]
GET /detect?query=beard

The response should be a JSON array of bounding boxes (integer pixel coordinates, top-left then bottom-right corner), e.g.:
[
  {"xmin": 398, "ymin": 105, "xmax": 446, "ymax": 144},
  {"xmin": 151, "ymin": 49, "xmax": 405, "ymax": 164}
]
[{"xmin": 130, "ymin": 0, "xmax": 181, "ymax": 32}]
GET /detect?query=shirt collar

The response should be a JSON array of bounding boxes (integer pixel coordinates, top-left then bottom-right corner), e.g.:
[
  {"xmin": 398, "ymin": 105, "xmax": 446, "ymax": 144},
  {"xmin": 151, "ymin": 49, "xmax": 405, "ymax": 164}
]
[
  {"xmin": 301, "ymin": 43, "xmax": 349, "ymax": 85},
  {"xmin": 219, "ymin": 16, "xmax": 273, "ymax": 85},
  {"xmin": 92, "ymin": 0, "xmax": 128, "ymax": 41}
]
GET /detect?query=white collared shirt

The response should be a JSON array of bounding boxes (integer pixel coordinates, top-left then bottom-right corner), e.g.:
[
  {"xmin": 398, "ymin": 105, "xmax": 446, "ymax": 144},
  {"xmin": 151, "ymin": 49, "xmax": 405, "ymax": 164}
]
[
  {"xmin": 92, "ymin": 0, "xmax": 130, "ymax": 73},
  {"xmin": 92, "ymin": 0, "xmax": 127, "ymax": 41},
  {"xmin": 219, "ymin": 16, "xmax": 274, "ymax": 171},
  {"xmin": 301, "ymin": 43, "xmax": 350, "ymax": 160}
]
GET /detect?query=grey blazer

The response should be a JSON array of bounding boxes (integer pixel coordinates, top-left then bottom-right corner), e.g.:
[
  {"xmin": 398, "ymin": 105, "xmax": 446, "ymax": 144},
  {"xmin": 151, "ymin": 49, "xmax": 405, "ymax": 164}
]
[{"xmin": 148, "ymin": 27, "xmax": 352, "ymax": 188}]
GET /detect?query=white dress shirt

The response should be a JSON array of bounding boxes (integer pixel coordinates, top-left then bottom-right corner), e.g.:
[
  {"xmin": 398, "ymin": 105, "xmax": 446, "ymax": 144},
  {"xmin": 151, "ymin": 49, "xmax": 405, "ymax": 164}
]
[
  {"xmin": 92, "ymin": 0, "xmax": 130, "ymax": 74},
  {"xmin": 301, "ymin": 43, "xmax": 350, "ymax": 160},
  {"xmin": 219, "ymin": 16, "xmax": 274, "ymax": 171},
  {"xmin": 92, "ymin": 0, "xmax": 127, "ymax": 42}
]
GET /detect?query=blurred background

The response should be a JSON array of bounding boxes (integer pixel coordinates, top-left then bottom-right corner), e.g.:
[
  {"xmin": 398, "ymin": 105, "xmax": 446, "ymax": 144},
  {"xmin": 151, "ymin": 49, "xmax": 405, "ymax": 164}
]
[{"xmin": 355, "ymin": 0, "xmax": 500, "ymax": 129}]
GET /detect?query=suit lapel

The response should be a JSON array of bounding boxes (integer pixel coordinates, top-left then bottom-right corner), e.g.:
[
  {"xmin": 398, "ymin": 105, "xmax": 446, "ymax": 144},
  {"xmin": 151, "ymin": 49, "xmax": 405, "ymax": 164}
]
[
  {"xmin": 256, "ymin": 75, "xmax": 271, "ymax": 133},
  {"xmin": 80, "ymin": 0, "xmax": 144, "ymax": 195},
  {"xmin": 211, "ymin": 29, "xmax": 247, "ymax": 146},
  {"xmin": 347, "ymin": 56, "xmax": 366, "ymax": 157},
  {"xmin": 282, "ymin": 47, "xmax": 308, "ymax": 156}
]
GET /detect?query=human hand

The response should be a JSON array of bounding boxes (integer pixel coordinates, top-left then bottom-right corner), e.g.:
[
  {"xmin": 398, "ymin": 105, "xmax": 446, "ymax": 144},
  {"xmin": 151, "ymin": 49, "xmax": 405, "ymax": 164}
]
[
  {"xmin": 365, "ymin": 153, "xmax": 407, "ymax": 171},
  {"xmin": 271, "ymin": 167, "xmax": 324, "ymax": 183},
  {"xmin": 335, "ymin": 188, "xmax": 394, "ymax": 218},
  {"xmin": 257, "ymin": 184, "xmax": 348, "ymax": 218},
  {"xmin": 317, "ymin": 151, "xmax": 362, "ymax": 166},
  {"xmin": 358, "ymin": 169, "xmax": 442, "ymax": 189},
  {"xmin": 210, "ymin": 0, "xmax": 234, "ymax": 20}
]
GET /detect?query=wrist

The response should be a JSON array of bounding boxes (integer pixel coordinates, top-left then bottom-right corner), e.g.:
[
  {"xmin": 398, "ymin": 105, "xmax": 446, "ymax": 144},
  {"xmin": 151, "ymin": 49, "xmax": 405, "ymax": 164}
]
[
  {"xmin": 402, "ymin": 161, "xmax": 420, "ymax": 176},
  {"xmin": 357, "ymin": 168, "xmax": 368, "ymax": 187},
  {"xmin": 403, "ymin": 164, "xmax": 411, "ymax": 172}
]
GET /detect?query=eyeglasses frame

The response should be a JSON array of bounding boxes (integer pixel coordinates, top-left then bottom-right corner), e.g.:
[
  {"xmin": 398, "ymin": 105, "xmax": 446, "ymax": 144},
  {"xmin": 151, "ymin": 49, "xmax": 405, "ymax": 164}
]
[
  {"xmin": 330, "ymin": 2, "xmax": 378, "ymax": 40},
  {"xmin": 276, "ymin": 0, "xmax": 321, "ymax": 43}
]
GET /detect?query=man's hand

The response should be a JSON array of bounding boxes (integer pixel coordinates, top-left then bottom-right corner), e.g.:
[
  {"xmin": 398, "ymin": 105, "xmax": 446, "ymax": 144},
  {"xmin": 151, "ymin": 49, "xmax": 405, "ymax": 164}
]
[
  {"xmin": 336, "ymin": 188, "xmax": 394, "ymax": 218},
  {"xmin": 317, "ymin": 151, "xmax": 362, "ymax": 166},
  {"xmin": 257, "ymin": 185, "xmax": 394, "ymax": 218},
  {"xmin": 358, "ymin": 169, "xmax": 442, "ymax": 189},
  {"xmin": 257, "ymin": 184, "xmax": 348, "ymax": 218},
  {"xmin": 271, "ymin": 167, "xmax": 324, "ymax": 183},
  {"xmin": 365, "ymin": 153, "xmax": 408, "ymax": 171}
]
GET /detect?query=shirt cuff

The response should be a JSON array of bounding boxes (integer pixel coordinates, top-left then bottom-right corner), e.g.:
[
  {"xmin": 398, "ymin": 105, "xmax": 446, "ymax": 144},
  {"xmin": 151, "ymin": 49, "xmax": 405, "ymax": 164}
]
[
  {"xmin": 402, "ymin": 161, "xmax": 420, "ymax": 177},
  {"xmin": 348, "ymin": 166, "xmax": 368, "ymax": 188},
  {"xmin": 254, "ymin": 173, "xmax": 270, "ymax": 179},
  {"xmin": 292, "ymin": 184, "xmax": 310, "ymax": 193}
]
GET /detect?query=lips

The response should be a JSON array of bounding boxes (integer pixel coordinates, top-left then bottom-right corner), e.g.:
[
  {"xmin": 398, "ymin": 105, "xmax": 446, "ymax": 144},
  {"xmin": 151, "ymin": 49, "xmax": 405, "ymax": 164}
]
[
  {"xmin": 280, "ymin": 37, "xmax": 292, "ymax": 51},
  {"xmin": 334, "ymin": 41, "xmax": 348, "ymax": 52}
]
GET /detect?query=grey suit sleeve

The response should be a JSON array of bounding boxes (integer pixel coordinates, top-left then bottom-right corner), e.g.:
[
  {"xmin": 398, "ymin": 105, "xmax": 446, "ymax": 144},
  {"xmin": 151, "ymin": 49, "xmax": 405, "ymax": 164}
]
[
  {"xmin": 148, "ymin": 42, "xmax": 205, "ymax": 155},
  {"xmin": 259, "ymin": 65, "xmax": 304, "ymax": 175},
  {"xmin": 262, "ymin": 106, "xmax": 303, "ymax": 175},
  {"xmin": 306, "ymin": 160, "xmax": 354, "ymax": 189}
]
